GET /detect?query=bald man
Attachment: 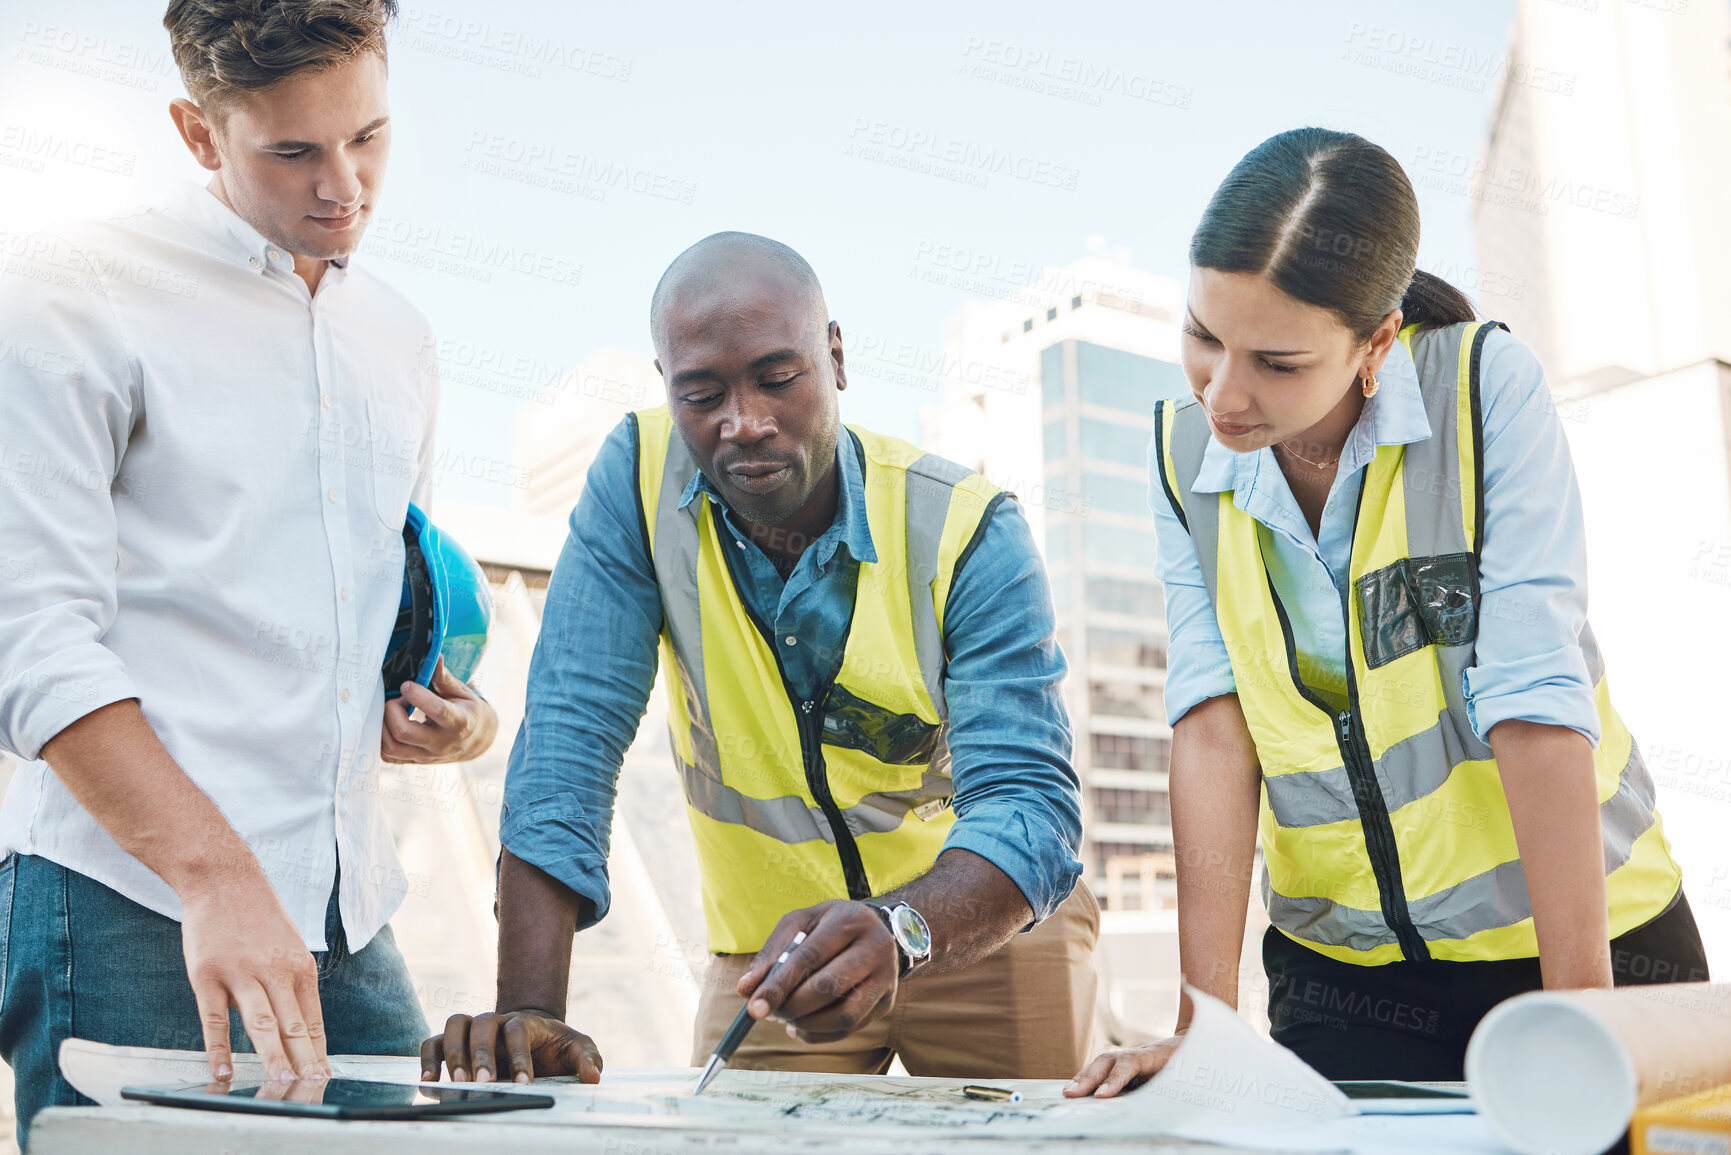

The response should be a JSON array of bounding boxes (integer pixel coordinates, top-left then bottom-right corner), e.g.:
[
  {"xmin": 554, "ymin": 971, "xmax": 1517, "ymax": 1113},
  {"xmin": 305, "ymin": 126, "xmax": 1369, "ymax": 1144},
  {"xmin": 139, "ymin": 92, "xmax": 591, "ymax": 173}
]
[{"xmin": 425, "ymin": 233, "xmax": 1097, "ymax": 1084}]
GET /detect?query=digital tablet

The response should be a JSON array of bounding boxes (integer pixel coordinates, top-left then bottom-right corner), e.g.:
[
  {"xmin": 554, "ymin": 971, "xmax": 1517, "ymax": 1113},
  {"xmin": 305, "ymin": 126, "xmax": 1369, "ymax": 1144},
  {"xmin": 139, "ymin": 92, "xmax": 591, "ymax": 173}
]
[
  {"xmin": 120, "ymin": 1078, "xmax": 555, "ymax": 1120},
  {"xmin": 1334, "ymin": 1080, "xmax": 1475, "ymax": 1115}
]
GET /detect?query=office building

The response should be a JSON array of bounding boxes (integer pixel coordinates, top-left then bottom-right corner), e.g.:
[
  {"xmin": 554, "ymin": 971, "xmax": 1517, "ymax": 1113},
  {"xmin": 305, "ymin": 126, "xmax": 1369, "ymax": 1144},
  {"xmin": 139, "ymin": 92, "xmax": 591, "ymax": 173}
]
[
  {"xmin": 1473, "ymin": 0, "xmax": 1731, "ymax": 966},
  {"xmin": 922, "ymin": 251, "xmax": 1191, "ymax": 904}
]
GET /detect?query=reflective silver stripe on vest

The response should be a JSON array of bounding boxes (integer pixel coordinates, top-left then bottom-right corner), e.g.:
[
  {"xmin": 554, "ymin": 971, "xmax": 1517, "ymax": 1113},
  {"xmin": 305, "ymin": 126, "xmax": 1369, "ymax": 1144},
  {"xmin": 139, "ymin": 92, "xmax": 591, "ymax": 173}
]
[
  {"xmin": 1264, "ymin": 720, "xmax": 1482, "ymax": 828},
  {"xmin": 652, "ymin": 422, "xmax": 724, "ymax": 779},
  {"xmin": 903, "ymin": 452, "xmax": 972, "ymax": 719},
  {"xmin": 1164, "ymin": 399, "xmax": 1218, "ymax": 605},
  {"xmin": 676, "ymin": 758, "xmax": 955, "ymax": 844},
  {"xmin": 1269, "ymin": 740, "xmax": 1662, "ymax": 951},
  {"xmin": 650, "ymin": 424, "xmax": 962, "ymax": 842}
]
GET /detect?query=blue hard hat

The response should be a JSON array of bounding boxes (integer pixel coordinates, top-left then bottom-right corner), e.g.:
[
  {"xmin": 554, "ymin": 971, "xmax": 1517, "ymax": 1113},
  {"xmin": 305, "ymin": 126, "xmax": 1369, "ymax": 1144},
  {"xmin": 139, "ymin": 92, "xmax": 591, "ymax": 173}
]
[{"xmin": 382, "ymin": 502, "xmax": 494, "ymax": 700}]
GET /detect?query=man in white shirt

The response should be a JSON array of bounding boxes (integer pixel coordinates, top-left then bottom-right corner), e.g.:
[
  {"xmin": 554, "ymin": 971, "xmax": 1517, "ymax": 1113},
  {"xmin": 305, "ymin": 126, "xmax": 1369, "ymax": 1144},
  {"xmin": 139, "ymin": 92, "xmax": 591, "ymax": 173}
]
[{"xmin": 0, "ymin": 0, "xmax": 496, "ymax": 1142}]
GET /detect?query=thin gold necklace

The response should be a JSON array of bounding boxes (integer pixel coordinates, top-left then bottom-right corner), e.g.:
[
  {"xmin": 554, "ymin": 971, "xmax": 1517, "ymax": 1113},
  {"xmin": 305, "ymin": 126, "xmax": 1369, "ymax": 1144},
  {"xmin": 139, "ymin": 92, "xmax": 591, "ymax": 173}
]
[{"xmin": 1277, "ymin": 439, "xmax": 1339, "ymax": 469}]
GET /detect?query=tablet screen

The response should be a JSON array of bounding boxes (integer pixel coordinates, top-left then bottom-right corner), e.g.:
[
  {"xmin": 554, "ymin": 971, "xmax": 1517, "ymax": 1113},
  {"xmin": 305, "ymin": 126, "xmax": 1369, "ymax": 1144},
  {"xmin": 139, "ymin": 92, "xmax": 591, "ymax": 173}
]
[
  {"xmin": 1335, "ymin": 1081, "xmax": 1470, "ymax": 1100},
  {"xmin": 121, "ymin": 1078, "xmax": 554, "ymax": 1119}
]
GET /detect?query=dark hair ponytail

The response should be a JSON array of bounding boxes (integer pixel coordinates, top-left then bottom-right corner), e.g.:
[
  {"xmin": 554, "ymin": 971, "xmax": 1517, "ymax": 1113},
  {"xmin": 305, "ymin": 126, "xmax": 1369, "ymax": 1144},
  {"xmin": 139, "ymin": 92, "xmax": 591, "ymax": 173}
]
[
  {"xmin": 1191, "ymin": 127, "xmax": 1475, "ymax": 340},
  {"xmin": 1398, "ymin": 268, "xmax": 1476, "ymax": 329}
]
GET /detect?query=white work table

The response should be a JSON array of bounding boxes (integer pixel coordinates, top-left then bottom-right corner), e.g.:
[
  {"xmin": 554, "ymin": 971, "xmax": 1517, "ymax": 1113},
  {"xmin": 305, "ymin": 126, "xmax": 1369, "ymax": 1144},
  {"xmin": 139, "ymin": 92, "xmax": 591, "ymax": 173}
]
[{"xmin": 37, "ymin": 1042, "xmax": 1515, "ymax": 1155}]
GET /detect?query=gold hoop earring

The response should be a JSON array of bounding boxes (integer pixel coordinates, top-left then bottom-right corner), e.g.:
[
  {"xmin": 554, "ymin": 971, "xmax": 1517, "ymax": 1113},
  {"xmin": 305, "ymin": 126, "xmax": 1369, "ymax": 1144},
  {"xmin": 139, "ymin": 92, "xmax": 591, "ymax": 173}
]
[{"xmin": 1361, "ymin": 374, "xmax": 1380, "ymax": 398}]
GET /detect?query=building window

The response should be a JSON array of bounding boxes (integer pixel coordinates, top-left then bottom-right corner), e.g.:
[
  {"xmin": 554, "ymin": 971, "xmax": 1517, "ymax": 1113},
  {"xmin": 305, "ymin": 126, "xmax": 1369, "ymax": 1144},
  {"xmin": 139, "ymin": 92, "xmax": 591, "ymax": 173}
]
[
  {"xmin": 1086, "ymin": 577, "xmax": 1165, "ymax": 617},
  {"xmin": 1043, "ymin": 418, "xmax": 1066, "ymax": 464},
  {"xmin": 1071, "ymin": 295, "xmax": 1083, "ymax": 310},
  {"xmin": 1040, "ymin": 344, "xmax": 1066, "ymax": 410},
  {"xmin": 1091, "ymin": 733, "xmax": 1171, "ymax": 772},
  {"xmin": 1079, "ymin": 472, "xmax": 1154, "ymax": 519},
  {"xmin": 1089, "ymin": 680, "xmax": 1162, "ymax": 720},
  {"xmin": 1023, "ymin": 318, "xmax": 1034, "ymax": 333},
  {"xmin": 1092, "ymin": 787, "xmax": 1172, "ymax": 829},
  {"xmin": 1087, "ymin": 626, "xmax": 1166, "ymax": 668},
  {"xmin": 1078, "ymin": 417, "xmax": 1151, "ymax": 467},
  {"xmin": 1074, "ymin": 341, "xmax": 1190, "ymax": 414},
  {"xmin": 1046, "ymin": 306, "xmax": 1058, "ymax": 321}
]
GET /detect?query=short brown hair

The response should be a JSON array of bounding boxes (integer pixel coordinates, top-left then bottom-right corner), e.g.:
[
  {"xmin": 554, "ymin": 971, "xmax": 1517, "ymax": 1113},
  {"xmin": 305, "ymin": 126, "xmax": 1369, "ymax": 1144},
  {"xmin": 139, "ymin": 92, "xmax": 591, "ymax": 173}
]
[{"xmin": 164, "ymin": 0, "xmax": 397, "ymax": 117}]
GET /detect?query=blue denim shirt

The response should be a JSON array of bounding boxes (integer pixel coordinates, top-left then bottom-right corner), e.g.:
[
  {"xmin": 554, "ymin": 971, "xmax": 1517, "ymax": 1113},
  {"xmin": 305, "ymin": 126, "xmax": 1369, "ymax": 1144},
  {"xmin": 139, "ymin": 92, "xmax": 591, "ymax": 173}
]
[
  {"xmin": 1155, "ymin": 328, "xmax": 1602, "ymax": 745},
  {"xmin": 502, "ymin": 417, "xmax": 1082, "ymax": 931}
]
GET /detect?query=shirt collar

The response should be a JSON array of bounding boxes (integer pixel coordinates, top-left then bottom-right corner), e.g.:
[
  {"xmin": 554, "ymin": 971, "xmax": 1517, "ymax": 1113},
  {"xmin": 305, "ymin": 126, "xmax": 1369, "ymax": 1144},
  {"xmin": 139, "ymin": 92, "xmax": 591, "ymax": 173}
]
[
  {"xmin": 166, "ymin": 181, "xmax": 350, "ymax": 279},
  {"xmin": 1191, "ymin": 337, "xmax": 1431, "ymax": 496},
  {"xmin": 678, "ymin": 430, "xmax": 878, "ymax": 567}
]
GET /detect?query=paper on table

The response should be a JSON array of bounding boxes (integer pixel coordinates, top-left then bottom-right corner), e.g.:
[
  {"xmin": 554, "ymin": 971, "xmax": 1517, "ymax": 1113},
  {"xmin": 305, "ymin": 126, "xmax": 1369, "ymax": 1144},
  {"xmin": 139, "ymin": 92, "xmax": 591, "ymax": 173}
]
[
  {"xmin": 1466, "ymin": 981, "xmax": 1731, "ymax": 1155},
  {"xmin": 990, "ymin": 983, "xmax": 1353, "ymax": 1138},
  {"xmin": 61, "ymin": 990, "xmax": 1349, "ymax": 1142}
]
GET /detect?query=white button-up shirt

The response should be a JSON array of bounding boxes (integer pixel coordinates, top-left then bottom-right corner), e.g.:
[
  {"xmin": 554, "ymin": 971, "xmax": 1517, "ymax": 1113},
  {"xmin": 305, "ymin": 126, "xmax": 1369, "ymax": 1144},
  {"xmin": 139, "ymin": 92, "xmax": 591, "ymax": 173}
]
[{"xmin": 0, "ymin": 183, "xmax": 438, "ymax": 950}]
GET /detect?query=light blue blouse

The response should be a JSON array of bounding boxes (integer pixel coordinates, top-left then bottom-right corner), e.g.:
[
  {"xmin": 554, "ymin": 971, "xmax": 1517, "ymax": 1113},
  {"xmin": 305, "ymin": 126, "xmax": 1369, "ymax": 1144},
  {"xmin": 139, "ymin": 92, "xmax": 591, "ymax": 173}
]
[{"xmin": 1152, "ymin": 328, "xmax": 1602, "ymax": 746}]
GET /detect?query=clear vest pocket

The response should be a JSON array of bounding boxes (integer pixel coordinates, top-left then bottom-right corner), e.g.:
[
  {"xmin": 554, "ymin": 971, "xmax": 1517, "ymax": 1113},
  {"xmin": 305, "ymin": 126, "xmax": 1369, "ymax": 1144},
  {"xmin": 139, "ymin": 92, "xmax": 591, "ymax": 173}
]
[
  {"xmin": 820, "ymin": 683, "xmax": 945, "ymax": 766},
  {"xmin": 1355, "ymin": 553, "xmax": 1479, "ymax": 669}
]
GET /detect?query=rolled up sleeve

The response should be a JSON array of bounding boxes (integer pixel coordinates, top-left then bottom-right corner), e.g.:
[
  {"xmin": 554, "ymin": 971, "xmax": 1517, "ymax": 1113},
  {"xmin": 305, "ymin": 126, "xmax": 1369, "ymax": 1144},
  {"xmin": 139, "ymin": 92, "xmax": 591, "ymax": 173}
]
[
  {"xmin": 1147, "ymin": 447, "xmax": 1236, "ymax": 726},
  {"xmin": 499, "ymin": 417, "xmax": 663, "ymax": 928},
  {"xmin": 1462, "ymin": 329, "xmax": 1601, "ymax": 745},
  {"xmin": 938, "ymin": 498, "xmax": 1082, "ymax": 924},
  {"xmin": 0, "ymin": 233, "xmax": 143, "ymax": 761}
]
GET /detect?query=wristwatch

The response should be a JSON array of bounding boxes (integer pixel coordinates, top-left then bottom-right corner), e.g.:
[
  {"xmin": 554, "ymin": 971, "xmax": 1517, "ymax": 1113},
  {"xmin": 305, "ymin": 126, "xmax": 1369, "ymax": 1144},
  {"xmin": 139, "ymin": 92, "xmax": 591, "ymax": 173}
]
[{"xmin": 866, "ymin": 901, "xmax": 932, "ymax": 979}]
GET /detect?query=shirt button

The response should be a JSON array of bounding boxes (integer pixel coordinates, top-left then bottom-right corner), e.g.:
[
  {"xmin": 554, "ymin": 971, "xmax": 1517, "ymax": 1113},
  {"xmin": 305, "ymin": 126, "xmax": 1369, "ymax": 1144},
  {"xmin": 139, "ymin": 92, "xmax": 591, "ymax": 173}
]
[
  {"xmin": 340, "ymin": 688, "xmax": 351, "ymax": 703},
  {"xmin": 340, "ymin": 587, "xmax": 349, "ymax": 601},
  {"xmin": 735, "ymin": 540, "xmax": 745, "ymax": 550},
  {"xmin": 784, "ymin": 636, "xmax": 797, "ymax": 647},
  {"xmin": 327, "ymin": 488, "xmax": 337, "ymax": 502},
  {"xmin": 267, "ymin": 247, "xmax": 282, "ymax": 261},
  {"xmin": 322, "ymin": 394, "xmax": 332, "ymax": 408},
  {"xmin": 248, "ymin": 256, "xmax": 262, "ymax": 269}
]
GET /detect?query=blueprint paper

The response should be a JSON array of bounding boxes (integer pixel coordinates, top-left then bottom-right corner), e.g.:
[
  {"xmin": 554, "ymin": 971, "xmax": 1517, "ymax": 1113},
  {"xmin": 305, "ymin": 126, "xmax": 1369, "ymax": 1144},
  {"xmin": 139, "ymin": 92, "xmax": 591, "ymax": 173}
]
[{"xmin": 60, "ymin": 991, "xmax": 1348, "ymax": 1142}]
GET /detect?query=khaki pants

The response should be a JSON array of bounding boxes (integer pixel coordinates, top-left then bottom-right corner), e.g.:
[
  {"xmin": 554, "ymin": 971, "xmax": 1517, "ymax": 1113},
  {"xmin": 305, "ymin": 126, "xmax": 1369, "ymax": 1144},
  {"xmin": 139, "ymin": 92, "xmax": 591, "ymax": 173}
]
[{"xmin": 690, "ymin": 884, "xmax": 1100, "ymax": 1079}]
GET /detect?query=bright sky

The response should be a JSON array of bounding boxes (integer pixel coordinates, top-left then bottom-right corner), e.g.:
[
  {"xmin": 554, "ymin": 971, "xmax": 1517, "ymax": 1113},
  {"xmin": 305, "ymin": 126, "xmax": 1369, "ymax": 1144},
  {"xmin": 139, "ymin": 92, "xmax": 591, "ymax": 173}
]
[{"xmin": 0, "ymin": 0, "xmax": 1517, "ymax": 504}]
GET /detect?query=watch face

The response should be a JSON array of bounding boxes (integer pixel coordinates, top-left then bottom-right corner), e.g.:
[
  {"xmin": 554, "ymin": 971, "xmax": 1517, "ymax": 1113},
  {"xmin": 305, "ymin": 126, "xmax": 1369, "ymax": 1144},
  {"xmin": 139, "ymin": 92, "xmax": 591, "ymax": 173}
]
[{"xmin": 889, "ymin": 905, "xmax": 932, "ymax": 958}]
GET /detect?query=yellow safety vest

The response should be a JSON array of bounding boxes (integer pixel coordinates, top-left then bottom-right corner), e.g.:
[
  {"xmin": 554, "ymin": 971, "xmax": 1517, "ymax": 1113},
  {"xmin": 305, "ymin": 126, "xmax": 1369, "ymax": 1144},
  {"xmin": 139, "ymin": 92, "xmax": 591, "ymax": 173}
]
[
  {"xmin": 1153, "ymin": 321, "xmax": 1682, "ymax": 965},
  {"xmin": 633, "ymin": 406, "xmax": 1005, "ymax": 954}
]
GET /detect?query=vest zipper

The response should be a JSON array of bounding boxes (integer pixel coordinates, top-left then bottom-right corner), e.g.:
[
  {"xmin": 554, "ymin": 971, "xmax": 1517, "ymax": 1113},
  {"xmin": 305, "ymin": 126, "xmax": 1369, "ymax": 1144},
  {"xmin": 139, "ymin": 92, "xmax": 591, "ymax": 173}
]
[
  {"xmin": 1333, "ymin": 482, "xmax": 1430, "ymax": 963},
  {"xmin": 1333, "ymin": 698, "xmax": 1429, "ymax": 963},
  {"xmin": 733, "ymin": 589, "xmax": 873, "ymax": 902},
  {"xmin": 798, "ymin": 690, "xmax": 873, "ymax": 901},
  {"xmin": 1263, "ymin": 560, "xmax": 1429, "ymax": 962}
]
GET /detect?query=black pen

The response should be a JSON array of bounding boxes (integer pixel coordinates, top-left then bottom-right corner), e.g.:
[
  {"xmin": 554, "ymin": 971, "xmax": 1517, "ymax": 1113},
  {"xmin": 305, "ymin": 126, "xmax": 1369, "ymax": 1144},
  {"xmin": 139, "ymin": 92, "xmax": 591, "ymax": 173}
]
[{"xmin": 694, "ymin": 930, "xmax": 807, "ymax": 1095}]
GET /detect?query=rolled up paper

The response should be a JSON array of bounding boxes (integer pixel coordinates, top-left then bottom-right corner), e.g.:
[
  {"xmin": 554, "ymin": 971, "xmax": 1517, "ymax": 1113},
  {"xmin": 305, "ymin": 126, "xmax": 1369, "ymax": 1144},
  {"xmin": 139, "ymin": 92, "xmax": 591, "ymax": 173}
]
[{"xmin": 1466, "ymin": 982, "xmax": 1731, "ymax": 1155}]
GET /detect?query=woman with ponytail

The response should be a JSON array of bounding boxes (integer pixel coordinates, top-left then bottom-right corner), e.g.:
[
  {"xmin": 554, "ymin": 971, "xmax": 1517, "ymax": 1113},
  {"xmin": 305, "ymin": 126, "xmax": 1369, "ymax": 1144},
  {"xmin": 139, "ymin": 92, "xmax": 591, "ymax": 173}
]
[{"xmin": 1068, "ymin": 128, "xmax": 1706, "ymax": 1092}]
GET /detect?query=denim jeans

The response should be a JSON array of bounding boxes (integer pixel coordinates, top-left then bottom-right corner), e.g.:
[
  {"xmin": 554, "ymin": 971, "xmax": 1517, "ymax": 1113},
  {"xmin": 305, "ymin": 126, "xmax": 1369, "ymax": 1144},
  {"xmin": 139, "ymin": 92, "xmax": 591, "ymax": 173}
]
[{"xmin": 0, "ymin": 853, "xmax": 429, "ymax": 1148}]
